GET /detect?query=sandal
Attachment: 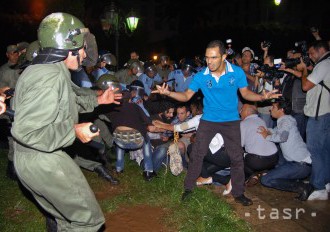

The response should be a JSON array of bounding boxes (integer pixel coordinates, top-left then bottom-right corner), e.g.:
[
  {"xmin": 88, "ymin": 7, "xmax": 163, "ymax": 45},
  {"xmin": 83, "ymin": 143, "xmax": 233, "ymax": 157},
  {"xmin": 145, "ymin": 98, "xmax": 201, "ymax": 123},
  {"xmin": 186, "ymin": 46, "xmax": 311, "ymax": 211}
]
[
  {"xmin": 196, "ymin": 176, "xmax": 213, "ymax": 186},
  {"xmin": 245, "ymin": 175, "xmax": 260, "ymax": 187},
  {"xmin": 223, "ymin": 179, "xmax": 232, "ymax": 196}
]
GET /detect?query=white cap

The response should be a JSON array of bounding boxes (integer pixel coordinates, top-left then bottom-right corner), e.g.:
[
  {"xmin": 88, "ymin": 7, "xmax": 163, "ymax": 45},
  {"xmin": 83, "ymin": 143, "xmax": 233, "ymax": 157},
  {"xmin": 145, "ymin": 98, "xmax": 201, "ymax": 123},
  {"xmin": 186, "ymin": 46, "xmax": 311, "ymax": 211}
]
[{"xmin": 242, "ymin": 47, "xmax": 255, "ymax": 58}]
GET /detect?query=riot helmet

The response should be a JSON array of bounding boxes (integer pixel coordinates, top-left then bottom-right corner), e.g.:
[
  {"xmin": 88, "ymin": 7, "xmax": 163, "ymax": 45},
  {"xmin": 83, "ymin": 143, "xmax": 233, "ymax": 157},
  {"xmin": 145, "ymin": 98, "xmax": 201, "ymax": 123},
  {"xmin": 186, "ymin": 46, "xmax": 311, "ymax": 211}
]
[
  {"xmin": 98, "ymin": 50, "xmax": 117, "ymax": 72},
  {"xmin": 18, "ymin": 40, "xmax": 40, "ymax": 69},
  {"xmin": 128, "ymin": 80, "xmax": 145, "ymax": 98},
  {"xmin": 159, "ymin": 54, "xmax": 169, "ymax": 64},
  {"xmin": 144, "ymin": 61, "xmax": 157, "ymax": 78},
  {"xmin": 98, "ymin": 50, "xmax": 117, "ymax": 66},
  {"xmin": 180, "ymin": 58, "xmax": 195, "ymax": 76},
  {"xmin": 158, "ymin": 54, "xmax": 169, "ymax": 69},
  {"xmin": 127, "ymin": 59, "xmax": 144, "ymax": 75},
  {"xmin": 33, "ymin": 12, "xmax": 97, "ymax": 68},
  {"xmin": 96, "ymin": 74, "xmax": 122, "ymax": 93}
]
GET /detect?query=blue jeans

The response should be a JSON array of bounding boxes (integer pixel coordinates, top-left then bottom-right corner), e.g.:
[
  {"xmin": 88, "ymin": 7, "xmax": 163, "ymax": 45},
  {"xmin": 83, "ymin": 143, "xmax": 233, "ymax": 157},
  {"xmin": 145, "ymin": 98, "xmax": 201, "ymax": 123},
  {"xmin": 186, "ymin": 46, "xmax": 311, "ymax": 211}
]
[
  {"xmin": 261, "ymin": 160, "xmax": 311, "ymax": 192},
  {"xmin": 152, "ymin": 142, "xmax": 170, "ymax": 172},
  {"xmin": 307, "ymin": 113, "xmax": 330, "ymax": 190},
  {"xmin": 292, "ymin": 113, "xmax": 307, "ymax": 142},
  {"xmin": 116, "ymin": 135, "xmax": 154, "ymax": 172}
]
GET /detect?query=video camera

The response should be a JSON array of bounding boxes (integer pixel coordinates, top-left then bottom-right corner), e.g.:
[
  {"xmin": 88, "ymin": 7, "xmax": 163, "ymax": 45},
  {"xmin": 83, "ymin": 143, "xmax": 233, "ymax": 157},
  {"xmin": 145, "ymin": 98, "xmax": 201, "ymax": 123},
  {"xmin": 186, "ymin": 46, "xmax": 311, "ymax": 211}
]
[
  {"xmin": 282, "ymin": 41, "xmax": 311, "ymax": 68},
  {"xmin": 261, "ymin": 41, "xmax": 271, "ymax": 49},
  {"xmin": 258, "ymin": 64, "xmax": 284, "ymax": 83},
  {"xmin": 226, "ymin": 39, "xmax": 235, "ymax": 60}
]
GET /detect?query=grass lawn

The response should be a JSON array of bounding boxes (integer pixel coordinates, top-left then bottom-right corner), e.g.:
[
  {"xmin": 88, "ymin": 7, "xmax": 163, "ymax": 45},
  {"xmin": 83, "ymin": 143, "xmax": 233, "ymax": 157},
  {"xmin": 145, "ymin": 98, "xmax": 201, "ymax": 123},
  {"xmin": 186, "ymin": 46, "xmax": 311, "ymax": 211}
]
[{"xmin": 0, "ymin": 148, "xmax": 252, "ymax": 231}]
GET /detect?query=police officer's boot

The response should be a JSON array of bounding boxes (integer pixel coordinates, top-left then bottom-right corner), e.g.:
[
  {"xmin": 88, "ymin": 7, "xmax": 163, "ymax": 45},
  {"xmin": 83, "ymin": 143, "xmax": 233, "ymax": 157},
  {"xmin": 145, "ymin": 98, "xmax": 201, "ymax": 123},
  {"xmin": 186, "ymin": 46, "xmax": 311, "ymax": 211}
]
[
  {"xmin": 94, "ymin": 165, "xmax": 119, "ymax": 185},
  {"xmin": 6, "ymin": 161, "xmax": 18, "ymax": 181}
]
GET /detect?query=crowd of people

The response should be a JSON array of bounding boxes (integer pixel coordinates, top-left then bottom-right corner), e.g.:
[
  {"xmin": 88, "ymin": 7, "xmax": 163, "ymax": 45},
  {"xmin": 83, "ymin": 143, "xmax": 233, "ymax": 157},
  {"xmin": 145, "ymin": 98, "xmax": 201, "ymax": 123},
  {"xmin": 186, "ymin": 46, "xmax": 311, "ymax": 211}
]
[{"xmin": 0, "ymin": 12, "xmax": 329, "ymax": 232}]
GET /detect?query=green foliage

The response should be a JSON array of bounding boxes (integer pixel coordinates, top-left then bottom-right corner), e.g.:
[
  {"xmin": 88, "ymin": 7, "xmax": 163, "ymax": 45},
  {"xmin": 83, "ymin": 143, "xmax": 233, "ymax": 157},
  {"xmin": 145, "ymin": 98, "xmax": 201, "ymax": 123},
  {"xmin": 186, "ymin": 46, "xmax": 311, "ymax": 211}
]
[{"xmin": 0, "ymin": 149, "xmax": 251, "ymax": 231}]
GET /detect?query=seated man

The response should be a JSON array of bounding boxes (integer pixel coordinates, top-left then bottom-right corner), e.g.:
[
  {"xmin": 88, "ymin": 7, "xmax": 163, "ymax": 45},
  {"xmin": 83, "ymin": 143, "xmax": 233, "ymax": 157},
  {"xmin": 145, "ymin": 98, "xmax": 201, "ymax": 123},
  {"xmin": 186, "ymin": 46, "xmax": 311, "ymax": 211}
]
[
  {"xmin": 240, "ymin": 104, "xmax": 279, "ymax": 186},
  {"xmin": 149, "ymin": 100, "xmax": 176, "ymax": 172},
  {"xmin": 154, "ymin": 100, "xmax": 232, "ymax": 195},
  {"xmin": 166, "ymin": 104, "xmax": 193, "ymax": 167},
  {"xmin": 258, "ymin": 99, "xmax": 313, "ymax": 201}
]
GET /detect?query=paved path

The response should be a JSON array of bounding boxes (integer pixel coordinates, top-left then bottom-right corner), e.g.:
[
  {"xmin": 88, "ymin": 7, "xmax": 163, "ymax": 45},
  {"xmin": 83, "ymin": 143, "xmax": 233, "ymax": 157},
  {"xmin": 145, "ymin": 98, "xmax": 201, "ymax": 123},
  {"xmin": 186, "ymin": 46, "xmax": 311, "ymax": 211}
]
[{"xmin": 212, "ymin": 183, "xmax": 330, "ymax": 232}]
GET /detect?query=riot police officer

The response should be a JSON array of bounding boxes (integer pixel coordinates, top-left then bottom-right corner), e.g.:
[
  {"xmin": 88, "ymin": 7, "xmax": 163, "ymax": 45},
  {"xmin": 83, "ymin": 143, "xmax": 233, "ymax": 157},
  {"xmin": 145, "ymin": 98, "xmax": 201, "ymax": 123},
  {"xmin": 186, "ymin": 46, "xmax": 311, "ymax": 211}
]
[{"xmin": 11, "ymin": 13, "xmax": 121, "ymax": 231}]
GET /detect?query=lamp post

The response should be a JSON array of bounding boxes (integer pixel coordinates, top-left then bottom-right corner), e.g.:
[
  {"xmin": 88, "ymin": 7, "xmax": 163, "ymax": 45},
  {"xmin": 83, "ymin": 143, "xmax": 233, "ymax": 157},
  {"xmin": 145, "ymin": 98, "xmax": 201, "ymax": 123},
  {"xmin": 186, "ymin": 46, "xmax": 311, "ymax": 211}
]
[{"xmin": 101, "ymin": 1, "xmax": 139, "ymax": 68}]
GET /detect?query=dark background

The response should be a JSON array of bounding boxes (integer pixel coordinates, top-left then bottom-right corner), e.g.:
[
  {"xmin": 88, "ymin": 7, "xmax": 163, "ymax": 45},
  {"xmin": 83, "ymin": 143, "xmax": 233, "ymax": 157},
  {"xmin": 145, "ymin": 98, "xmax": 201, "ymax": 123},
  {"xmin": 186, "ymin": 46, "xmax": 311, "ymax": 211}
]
[{"xmin": 0, "ymin": 0, "xmax": 329, "ymax": 66}]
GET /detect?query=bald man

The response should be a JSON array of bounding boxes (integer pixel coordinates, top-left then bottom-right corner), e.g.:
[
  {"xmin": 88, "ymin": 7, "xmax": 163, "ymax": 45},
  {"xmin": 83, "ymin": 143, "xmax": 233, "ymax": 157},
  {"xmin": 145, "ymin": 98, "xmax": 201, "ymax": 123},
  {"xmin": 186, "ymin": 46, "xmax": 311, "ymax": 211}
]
[{"xmin": 240, "ymin": 104, "xmax": 279, "ymax": 186}]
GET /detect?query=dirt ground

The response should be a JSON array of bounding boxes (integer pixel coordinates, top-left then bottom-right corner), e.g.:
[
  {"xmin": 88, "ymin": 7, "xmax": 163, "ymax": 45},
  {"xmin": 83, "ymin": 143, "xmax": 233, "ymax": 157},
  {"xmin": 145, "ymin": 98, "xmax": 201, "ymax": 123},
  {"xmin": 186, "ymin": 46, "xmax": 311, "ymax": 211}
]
[
  {"xmin": 93, "ymin": 179, "xmax": 330, "ymax": 232},
  {"xmin": 104, "ymin": 205, "xmax": 171, "ymax": 232},
  {"xmin": 93, "ymin": 181, "xmax": 172, "ymax": 232},
  {"xmin": 212, "ymin": 183, "xmax": 330, "ymax": 232}
]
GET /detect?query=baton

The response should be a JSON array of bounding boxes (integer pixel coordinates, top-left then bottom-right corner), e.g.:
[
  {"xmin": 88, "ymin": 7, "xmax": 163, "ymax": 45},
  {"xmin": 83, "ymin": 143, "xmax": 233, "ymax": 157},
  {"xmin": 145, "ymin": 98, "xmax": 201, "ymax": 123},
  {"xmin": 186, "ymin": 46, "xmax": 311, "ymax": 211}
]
[{"xmin": 88, "ymin": 124, "xmax": 106, "ymax": 155}]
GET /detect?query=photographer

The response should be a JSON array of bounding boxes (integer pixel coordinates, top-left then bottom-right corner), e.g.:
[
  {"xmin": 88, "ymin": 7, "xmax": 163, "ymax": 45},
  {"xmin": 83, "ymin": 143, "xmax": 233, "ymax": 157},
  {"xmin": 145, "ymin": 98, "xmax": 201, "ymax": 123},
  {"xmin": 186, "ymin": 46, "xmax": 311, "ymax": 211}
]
[
  {"xmin": 261, "ymin": 41, "xmax": 271, "ymax": 61},
  {"xmin": 278, "ymin": 50, "xmax": 308, "ymax": 141},
  {"xmin": 300, "ymin": 40, "xmax": 330, "ymax": 201},
  {"xmin": 255, "ymin": 55, "xmax": 280, "ymax": 128},
  {"xmin": 241, "ymin": 47, "xmax": 259, "ymax": 92}
]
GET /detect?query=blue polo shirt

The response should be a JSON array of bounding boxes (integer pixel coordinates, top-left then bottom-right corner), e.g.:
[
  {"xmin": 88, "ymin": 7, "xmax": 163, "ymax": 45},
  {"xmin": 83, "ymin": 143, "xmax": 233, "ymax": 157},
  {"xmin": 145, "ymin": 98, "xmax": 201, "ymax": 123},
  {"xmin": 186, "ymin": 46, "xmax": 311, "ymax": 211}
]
[{"xmin": 189, "ymin": 61, "xmax": 247, "ymax": 122}]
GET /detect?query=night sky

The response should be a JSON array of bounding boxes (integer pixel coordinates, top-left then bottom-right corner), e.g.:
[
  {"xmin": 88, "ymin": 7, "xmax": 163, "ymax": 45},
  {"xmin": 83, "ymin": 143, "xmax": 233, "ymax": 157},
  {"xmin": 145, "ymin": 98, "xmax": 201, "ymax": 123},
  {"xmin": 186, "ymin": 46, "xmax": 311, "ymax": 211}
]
[{"xmin": 0, "ymin": 0, "xmax": 329, "ymax": 66}]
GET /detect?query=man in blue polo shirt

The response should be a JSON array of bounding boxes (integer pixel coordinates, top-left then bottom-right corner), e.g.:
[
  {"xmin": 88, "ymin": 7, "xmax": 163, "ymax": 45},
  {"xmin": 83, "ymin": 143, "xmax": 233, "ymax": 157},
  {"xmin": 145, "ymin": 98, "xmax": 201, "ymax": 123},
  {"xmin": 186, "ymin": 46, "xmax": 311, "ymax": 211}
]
[{"xmin": 153, "ymin": 40, "xmax": 281, "ymax": 206}]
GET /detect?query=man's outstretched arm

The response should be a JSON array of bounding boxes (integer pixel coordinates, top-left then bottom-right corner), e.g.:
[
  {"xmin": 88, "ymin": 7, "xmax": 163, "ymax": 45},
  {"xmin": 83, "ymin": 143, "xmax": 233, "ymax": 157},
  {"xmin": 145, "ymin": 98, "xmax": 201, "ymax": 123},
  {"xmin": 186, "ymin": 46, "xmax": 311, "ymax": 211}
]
[{"xmin": 152, "ymin": 83, "xmax": 195, "ymax": 102}]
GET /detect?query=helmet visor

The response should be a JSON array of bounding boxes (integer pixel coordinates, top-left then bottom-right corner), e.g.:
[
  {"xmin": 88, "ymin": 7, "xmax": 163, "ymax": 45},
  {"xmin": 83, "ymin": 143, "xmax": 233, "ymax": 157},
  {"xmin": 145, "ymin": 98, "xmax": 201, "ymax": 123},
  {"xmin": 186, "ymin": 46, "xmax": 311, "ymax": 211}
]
[
  {"xmin": 130, "ymin": 85, "xmax": 145, "ymax": 98},
  {"xmin": 82, "ymin": 33, "xmax": 98, "ymax": 67},
  {"xmin": 145, "ymin": 65, "xmax": 157, "ymax": 78},
  {"xmin": 98, "ymin": 81, "xmax": 122, "ymax": 93}
]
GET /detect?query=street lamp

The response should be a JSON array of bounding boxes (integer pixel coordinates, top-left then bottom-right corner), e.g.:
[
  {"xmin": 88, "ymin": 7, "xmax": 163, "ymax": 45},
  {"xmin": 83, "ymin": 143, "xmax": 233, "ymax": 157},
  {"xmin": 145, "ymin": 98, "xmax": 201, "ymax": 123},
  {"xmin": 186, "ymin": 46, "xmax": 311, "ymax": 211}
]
[
  {"xmin": 274, "ymin": 0, "xmax": 281, "ymax": 6},
  {"xmin": 101, "ymin": 1, "xmax": 139, "ymax": 68}
]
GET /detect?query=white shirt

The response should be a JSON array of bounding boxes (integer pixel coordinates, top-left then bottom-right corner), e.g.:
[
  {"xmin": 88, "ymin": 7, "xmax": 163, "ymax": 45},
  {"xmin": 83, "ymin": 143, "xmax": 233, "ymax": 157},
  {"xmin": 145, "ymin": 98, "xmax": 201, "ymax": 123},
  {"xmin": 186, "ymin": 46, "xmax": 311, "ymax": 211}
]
[
  {"xmin": 304, "ymin": 52, "xmax": 330, "ymax": 117},
  {"xmin": 240, "ymin": 114, "xmax": 278, "ymax": 156},
  {"xmin": 174, "ymin": 114, "xmax": 224, "ymax": 154}
]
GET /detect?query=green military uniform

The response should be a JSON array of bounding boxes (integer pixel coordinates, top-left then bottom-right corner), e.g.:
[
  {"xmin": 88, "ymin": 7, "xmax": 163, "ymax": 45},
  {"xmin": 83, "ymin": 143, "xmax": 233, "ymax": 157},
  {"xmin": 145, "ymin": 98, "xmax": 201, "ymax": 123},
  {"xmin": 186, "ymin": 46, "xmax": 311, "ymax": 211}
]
[
  {"xmin": 12, "ymin": 62, "xmax": 104, "ymax": 231},
  {"xmin": 0, "ymin": 67, "xmax": 20, "ymax": 89},
  {"xmin": 115, "ymin": 68, "xmax": 137, "ymax": 85},
  {"xmin": 156, "ymin": 64, "xmax": 170, "ymax": 82},
  {"xmin": 0, "ymin": 68, "xmax": 21, "ymax": 164},
  {"xmin": 0, "ymin": 61, "xmax": 15, "ymax": 78},
  {"xmin": 70, "ymin": 84, "xmax": 113, "ymax": 168}
]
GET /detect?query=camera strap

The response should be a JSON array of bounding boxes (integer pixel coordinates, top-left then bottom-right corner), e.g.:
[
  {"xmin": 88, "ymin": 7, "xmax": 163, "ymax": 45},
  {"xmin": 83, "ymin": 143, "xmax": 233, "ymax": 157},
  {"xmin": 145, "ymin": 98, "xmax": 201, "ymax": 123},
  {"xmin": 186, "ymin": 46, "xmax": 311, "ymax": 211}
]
[
  {"xmin": 314, "ymin": 52, "xmax": 330, "ymax": 120},
  {"xmin": 314, "ymin": 52, "xmax": 330, "ymax": 66}
]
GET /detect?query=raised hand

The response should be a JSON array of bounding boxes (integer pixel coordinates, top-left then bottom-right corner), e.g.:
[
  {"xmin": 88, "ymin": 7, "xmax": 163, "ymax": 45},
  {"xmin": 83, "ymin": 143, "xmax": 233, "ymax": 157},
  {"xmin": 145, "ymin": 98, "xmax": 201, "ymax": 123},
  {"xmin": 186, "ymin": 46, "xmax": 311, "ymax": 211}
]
[
  {"xmin": 0, "ymin": 95, "xmax": 6, "ymax": 115},
  {"xmin": 261, "ymin": 89, "xmax": 282, "ymax": 101},
  {"xmin": 97, "ymin": 87, "xmax": 122, "ymax": 105},
  {"xmin": 151, "ymin": 83, "xmax": 170, "ymax": 96}
]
